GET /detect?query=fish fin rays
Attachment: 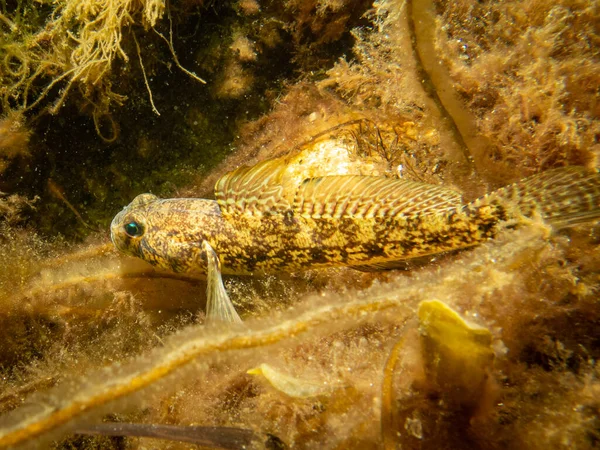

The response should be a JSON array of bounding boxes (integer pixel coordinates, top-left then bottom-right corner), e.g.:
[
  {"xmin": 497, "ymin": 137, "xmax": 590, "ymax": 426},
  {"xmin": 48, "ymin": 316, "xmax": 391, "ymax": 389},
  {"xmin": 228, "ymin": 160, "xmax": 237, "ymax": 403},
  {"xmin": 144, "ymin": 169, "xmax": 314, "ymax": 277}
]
[
  {"xmin": 472, "ymin": 167, "xmax": 600, "ymax": 228},
  {"xmin": 203, "ymin": 241, "xmax": 242, "ymax": 324},
  {"xmin": 294, "ymin": 175, "xmax": 463, "ymax": 219},
  {"xmin": 215, "ymin": 157, "xmax": 293, "ymax": 216},
  {"xmin": 215, "ymin": 155, "xmax": 463, "ymax": 219}
]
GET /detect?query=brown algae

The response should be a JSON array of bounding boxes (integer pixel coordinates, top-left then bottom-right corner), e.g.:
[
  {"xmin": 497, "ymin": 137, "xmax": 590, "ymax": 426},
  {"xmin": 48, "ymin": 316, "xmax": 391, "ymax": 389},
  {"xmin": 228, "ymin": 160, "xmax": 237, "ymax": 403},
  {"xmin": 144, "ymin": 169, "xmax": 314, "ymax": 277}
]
[{"xmin": 0, "ymin": 0, "xmax": 598, "ymax": 448}]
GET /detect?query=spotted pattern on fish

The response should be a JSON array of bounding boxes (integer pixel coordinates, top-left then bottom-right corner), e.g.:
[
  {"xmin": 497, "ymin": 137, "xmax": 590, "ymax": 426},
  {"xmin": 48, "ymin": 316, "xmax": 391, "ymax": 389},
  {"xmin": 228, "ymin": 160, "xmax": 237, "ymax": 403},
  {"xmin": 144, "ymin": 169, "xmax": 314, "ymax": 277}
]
[{"xmin": 110, "ymin": 161, "xmax": 600, "ymax": 277}]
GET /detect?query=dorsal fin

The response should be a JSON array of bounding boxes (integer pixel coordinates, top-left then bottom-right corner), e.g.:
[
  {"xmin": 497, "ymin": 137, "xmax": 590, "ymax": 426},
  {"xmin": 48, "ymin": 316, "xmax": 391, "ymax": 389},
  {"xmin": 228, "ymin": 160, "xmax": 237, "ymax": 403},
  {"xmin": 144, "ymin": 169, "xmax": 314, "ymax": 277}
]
[
  {"xmin": 293, "ymin": 175, "xmax": 463, "ymax": 219},
  {"xmin": 215, "ymin": 158, "xmax": 292, "ymax": 216}
]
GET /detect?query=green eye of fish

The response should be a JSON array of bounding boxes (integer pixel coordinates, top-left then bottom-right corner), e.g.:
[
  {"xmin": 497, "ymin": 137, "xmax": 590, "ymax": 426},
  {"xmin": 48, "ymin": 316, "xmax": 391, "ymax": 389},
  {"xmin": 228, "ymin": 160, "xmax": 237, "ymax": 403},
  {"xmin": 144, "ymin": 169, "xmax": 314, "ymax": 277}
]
[{"xmin": 124, "ymin": 221, "xmax": 144, "ymax": 238}]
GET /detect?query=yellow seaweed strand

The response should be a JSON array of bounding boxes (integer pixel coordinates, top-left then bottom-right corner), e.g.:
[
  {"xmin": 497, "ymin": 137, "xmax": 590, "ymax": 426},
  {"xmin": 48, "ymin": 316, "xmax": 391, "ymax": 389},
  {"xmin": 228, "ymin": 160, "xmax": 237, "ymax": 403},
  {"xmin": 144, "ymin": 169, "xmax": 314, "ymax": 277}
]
[
  {"xmin": 38, "ymin": 243, "xmax": 115, "ymax": 268},
  {"xmin": 0, "ymin": 296, "xmax": 407, "ymax": 446},
  {"xmin": 381, "ymin": 333, "xmax": 407, "ymax": 450},
  {"xmin": 152, "ymin": 3, "xmax": 206, "ymax": 85},
  {"xmin": 10, "ymin": 268, "xmax": 201, "ymax": 306},
  {"xmin": 133, "ymin": 31, "xmax": 160, "ymax": 116},
  {"xmin": 408, "ymin": 0, "xmax": 490, "ymax": 172},
  {"xmin": 47, "ymin": 179, "xmax": 99, "ymax": 231}
]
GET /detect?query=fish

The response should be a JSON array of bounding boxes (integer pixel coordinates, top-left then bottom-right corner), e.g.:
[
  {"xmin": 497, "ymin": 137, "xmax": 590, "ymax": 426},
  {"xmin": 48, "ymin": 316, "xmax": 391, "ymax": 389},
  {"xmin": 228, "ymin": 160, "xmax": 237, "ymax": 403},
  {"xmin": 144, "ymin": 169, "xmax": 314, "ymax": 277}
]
[{"xmin": 110, "ymin": 155, "xmax": 600, "ymax": 323}]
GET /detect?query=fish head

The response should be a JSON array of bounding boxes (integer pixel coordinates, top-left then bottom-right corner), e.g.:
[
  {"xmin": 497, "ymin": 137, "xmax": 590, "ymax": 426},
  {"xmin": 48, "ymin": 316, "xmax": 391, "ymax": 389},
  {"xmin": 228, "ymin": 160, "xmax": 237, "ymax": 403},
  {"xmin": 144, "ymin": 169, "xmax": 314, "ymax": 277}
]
[
  {"xmin": 111, "ymin": 194, "xmax": 220, "ymax": 274},
  {"xmin": 111, "ymin": 193, "xmax": 160, "ymax": 261}
]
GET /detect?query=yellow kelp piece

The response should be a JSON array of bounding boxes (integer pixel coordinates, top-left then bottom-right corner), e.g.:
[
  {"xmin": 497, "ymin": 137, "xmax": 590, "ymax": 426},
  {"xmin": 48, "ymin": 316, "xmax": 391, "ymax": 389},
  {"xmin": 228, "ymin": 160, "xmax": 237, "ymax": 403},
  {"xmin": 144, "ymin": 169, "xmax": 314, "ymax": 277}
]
[
  {"xmin": 417, "ymin": 300, "xmax": 495, "ymax": 408},
  {"xmin": 248, "ymin": 363, "xmax": 339, "ymax": 398}
]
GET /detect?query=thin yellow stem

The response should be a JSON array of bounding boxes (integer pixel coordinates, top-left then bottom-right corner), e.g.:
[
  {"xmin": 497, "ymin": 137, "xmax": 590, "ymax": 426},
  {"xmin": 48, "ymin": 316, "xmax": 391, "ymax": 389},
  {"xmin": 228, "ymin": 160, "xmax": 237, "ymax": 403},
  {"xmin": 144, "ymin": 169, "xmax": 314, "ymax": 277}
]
[
  {"xmin": 0, "ymin": 295, "xmax": 408, "ymax": 446},
  {"xmin": 133, "ymin": 31, "xmax": 160, "ymax": 116},
  {"xmin": 381, "ymin": 334, "xmax": 406, "ymax": 450}
]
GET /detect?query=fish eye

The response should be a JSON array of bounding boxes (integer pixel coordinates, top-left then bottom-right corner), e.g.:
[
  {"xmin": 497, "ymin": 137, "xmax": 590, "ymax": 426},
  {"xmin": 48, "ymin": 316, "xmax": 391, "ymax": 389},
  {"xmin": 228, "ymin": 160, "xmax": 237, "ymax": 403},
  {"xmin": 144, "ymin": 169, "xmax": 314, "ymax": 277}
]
[{"xmin": 124, "ymin": 221, "xmax": 144, "ymax": 238}]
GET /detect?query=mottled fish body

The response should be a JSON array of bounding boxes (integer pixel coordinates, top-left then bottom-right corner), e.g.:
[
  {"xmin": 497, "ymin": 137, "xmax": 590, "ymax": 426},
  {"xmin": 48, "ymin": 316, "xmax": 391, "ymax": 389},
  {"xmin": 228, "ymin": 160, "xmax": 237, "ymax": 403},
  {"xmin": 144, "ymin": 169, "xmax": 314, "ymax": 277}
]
[
  {"xmin": 110, "ymin": 156, "xmax": 600, "ymax": 322},
  {"xmin": 111, "ymin": 196, "xmax": 501, "ymax": 275}
]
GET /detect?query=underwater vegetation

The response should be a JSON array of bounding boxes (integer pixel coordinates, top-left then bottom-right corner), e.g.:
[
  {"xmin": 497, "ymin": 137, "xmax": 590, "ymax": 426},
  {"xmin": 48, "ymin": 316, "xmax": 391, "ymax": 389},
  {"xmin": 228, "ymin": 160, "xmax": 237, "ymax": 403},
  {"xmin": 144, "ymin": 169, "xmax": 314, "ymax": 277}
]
[
  {"xmin": 0, "ymin": 0, "xmax": 370, "ymax": 239},
  {"xmin": 0, "ymin": 0, "xmax": 599, "ymax": 448}
]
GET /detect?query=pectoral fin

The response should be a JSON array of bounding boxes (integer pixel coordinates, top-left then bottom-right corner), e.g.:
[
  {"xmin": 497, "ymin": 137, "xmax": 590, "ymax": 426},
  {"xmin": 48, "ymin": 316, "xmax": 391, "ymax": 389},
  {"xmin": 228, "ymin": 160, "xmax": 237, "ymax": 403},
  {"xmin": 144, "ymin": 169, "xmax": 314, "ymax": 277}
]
[{"xmin": 202, "ymin": 241, "xmax": 242, "ymax": 324}]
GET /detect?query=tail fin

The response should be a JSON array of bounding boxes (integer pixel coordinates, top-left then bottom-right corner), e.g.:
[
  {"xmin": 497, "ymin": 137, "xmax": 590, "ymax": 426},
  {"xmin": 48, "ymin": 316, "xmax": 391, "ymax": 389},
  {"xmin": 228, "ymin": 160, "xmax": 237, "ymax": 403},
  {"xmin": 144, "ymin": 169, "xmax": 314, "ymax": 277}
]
[{"xmin": 472, "ymin": 167, "xmax": 600, "ymax": 229}]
